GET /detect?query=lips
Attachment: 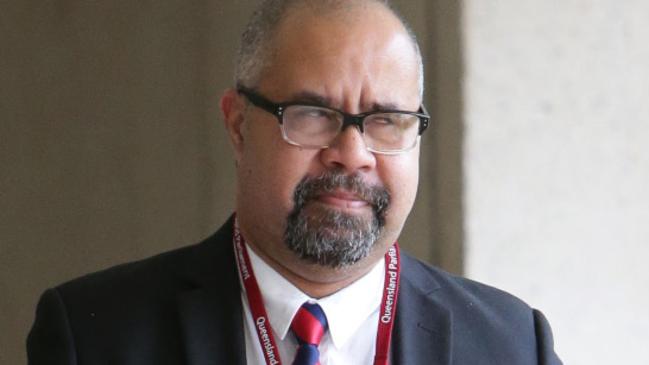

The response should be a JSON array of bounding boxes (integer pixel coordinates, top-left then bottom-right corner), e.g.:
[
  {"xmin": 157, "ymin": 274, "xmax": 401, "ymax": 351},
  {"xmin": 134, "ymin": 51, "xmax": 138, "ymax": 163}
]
[
  {"xmin": 315, "ymin": 190, "xmax": 370, "ymax": 209},
  {"xmin": 291, "ymin": 170, "xmax": 390, "ymax": 222}
]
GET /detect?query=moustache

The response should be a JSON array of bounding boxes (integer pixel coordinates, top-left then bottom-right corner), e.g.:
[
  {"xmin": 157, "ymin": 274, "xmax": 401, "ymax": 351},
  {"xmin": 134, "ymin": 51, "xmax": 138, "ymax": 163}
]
[{"xmin": 293, "ymin": 170, "xmax": 390, "ymax": 215}]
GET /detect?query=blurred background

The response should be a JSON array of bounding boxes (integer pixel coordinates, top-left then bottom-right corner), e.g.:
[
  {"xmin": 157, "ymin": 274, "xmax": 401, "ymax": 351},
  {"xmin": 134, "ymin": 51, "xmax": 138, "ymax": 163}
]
[{"xmin": 2, "ymin": 1, "xmax": 647, "ymax": 364}]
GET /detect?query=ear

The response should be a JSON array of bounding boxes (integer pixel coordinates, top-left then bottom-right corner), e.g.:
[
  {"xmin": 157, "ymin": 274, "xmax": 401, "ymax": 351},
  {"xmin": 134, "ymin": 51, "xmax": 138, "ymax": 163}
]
[{"xmin": 220, "ymin": 88, "xmax": 247, "ymax": 163}]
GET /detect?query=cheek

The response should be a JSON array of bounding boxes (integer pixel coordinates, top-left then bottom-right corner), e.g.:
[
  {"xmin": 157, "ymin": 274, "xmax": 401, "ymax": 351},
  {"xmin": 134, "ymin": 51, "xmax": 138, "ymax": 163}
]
[
  {"xmin": 378, "ymin": 152, "xmax": 419, "ymax": 223},
  {"xmin": 239, "ymin": 128, "xmax": 320, "ymax": 217}
]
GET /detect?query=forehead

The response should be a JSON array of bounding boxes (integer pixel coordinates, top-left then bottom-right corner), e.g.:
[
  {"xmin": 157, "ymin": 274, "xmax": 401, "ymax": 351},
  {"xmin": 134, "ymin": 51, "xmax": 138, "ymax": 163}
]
[{"xmin": 256, "ymin": 4, "xmax": 421, "ymax": 111}]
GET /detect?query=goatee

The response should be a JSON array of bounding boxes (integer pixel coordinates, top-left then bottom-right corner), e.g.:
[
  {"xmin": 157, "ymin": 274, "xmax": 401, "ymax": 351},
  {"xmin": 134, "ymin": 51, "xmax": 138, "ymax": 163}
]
[{"xmin": 284, "ymin": 170, "xmax": 390, "ymax": 268}]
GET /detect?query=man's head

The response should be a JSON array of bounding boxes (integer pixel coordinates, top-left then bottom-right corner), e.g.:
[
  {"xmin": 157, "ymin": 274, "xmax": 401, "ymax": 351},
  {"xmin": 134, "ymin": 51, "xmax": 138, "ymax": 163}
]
[
  {"xmin": 221, "ymin": 0, "xmax": 426, "ymax": 284},
  {"xmin": 235, "ymin": 0, "xmax": 424, "ymax": 97}
]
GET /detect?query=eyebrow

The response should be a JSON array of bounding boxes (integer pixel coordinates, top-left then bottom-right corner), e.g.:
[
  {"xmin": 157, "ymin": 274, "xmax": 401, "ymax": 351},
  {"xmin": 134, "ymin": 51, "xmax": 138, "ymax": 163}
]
[
  {"xmin": 287, "ymin": 91, "xmax": 334, "ymax": 108},
  {"xmin": 287, "ymin": 90, "xmax": 403, "ymax": 113},
  {"xmin": 369, "ymin": 101, "xmax": 401, "ymax": 112}
]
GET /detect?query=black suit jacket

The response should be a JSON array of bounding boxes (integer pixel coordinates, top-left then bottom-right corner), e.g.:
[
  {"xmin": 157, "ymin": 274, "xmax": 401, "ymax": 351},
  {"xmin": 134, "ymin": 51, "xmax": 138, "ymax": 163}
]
[{"xmin": 28, "ymin": 218, "xmax": 563, "ymax": 364}]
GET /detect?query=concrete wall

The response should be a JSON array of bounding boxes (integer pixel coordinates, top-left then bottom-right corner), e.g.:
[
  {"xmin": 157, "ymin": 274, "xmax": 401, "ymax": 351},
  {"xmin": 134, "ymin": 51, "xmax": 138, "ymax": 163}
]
[{"xmin": 463, "ymin": 1, "xmax": 649, "ymax": 364}]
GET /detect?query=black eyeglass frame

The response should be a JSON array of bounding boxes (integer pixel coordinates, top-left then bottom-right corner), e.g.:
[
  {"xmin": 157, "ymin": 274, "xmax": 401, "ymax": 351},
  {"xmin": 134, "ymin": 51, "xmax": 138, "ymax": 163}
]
[{"xmin": 237, "ymin": 87, "xmax": 430, "ymax": 150}]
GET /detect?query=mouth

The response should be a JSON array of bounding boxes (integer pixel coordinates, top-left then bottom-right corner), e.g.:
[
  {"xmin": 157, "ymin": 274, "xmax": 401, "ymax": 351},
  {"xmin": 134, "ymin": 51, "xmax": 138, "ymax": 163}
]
[
  {"xmin": 314, "ymin": 190, "xmax": 371, "ymax": 211},
  {"xmin": 290, "ymin": 170, "xmax": 390, "ymax": 223}
]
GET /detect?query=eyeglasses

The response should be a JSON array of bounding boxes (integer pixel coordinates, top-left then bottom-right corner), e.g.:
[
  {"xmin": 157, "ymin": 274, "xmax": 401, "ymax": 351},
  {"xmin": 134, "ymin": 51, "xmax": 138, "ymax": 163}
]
[{"xmin": 237, "ymin": 87, "xmax": 430, "ymax": 155}]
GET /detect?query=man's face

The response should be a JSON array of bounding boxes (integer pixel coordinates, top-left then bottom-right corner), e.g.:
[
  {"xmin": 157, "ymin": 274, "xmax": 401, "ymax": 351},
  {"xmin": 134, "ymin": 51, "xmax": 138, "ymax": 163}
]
[{"xmin": 228, "ymin": 5, "xmax": 422, "ymax": 273}]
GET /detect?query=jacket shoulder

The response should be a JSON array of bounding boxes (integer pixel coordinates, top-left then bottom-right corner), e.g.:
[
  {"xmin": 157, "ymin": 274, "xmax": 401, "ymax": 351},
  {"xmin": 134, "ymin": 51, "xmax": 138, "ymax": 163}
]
[
  {"xmin": 402, "ymin": 253, "xmax": 533, "ymax": 314},
  {"xmin": 56, "ymin": 218, "xmax": 234, "ymax": 300},
  {"xmin": 400, "ymin": 254, "xmax": 562, "ymax": 364},
  {"xmin": 28, "ymin": 219, "xmax": 239, "ymax": 364}
]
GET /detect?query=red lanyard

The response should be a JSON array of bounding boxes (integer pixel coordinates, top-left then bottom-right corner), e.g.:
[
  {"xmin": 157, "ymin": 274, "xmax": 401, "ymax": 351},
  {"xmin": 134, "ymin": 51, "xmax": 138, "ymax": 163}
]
[{"xmin": 233, "ymin": 219, "xmax": 401, "ymax": 365}]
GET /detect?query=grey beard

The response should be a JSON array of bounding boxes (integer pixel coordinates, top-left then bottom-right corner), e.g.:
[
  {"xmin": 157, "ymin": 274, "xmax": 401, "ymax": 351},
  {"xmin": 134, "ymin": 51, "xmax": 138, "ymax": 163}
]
[{"xmin": 284, "ymin": 170, "xmax": 390, "ymax": 268}]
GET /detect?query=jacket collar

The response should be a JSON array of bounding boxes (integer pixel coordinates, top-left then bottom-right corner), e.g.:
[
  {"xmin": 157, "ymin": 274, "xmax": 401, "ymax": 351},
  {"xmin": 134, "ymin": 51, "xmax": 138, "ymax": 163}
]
[
  {"xmin": 175, "ymin": 217, "xmax": 453, "ymax": 365},
  {"xmin": 392, "ymin": 254, "xmax": 452, "ymax": 365},
  {"xmin": 176, "ymin": 217, "xmax": 247, "ymax": 365}
]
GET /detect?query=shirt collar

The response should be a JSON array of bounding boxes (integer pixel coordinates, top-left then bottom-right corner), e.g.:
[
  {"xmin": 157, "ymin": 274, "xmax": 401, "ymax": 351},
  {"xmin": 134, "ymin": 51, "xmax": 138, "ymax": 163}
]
[{"xmin": 246, "ymin": 243, "xmax": 385, "ymax": 349}]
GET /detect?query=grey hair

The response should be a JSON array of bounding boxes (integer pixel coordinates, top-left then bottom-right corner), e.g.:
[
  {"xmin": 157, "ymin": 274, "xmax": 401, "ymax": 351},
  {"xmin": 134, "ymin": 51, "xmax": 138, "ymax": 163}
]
[{"xmin": 235, "ymin": 0, "xmax": 425, "ymax": 99}]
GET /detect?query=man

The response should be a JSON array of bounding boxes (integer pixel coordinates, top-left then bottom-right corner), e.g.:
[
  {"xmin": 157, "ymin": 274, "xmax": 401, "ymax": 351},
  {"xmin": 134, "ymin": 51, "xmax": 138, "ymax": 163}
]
[{"xmin": 28, "ymin": 0, "xmax": 563, "ymax": 364}]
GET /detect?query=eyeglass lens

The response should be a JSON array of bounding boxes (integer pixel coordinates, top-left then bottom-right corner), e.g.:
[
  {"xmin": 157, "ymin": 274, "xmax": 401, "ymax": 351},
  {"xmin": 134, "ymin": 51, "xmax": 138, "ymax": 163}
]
[{"xmin": 281, "ymin": 105, "xmax": 420, "ymax": 152}]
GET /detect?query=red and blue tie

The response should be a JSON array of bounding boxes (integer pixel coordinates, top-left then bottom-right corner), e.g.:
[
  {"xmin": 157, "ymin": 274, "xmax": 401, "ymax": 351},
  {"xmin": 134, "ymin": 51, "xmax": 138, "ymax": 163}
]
[{"xmin": 291, "ymin": 302, "xmax": 328, "ymax": 365}]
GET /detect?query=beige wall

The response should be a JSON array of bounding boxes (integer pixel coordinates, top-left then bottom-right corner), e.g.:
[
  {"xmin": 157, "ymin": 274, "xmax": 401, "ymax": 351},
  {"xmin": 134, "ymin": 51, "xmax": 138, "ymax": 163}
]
[
  {"xmin": 1, "ymin": 1, "xmax": 461, "ymax": 364},
  {"xmin": 463, "ymin": 1, "xmax": 649, "ymax": 364}
]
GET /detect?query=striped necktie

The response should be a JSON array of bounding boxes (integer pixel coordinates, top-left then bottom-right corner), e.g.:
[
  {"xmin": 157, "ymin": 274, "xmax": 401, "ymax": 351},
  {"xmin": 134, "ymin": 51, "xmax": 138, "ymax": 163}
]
[{"xmin": 291, "ymin": 302, "xmax": 328, "ymax": 365}]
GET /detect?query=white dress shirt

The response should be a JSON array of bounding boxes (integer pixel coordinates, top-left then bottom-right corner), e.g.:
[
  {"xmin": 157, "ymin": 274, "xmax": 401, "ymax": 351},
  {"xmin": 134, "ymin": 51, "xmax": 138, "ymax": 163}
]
[{"xmin": 241, "ymin": 243, "xmax": 385, "ymax": 365}]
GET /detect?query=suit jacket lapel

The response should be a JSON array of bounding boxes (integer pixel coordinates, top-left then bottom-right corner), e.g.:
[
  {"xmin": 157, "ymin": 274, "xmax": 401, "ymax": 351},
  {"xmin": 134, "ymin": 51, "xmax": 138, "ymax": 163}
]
[
  {"xmin": 176, "ymin": 218, "xmax": 247, "ymax": 365},
  {"xmin": 392, "ymin": 256, "xmax": 452, "ymax": 365},
  {"xmin": 174, "ymin": 221, "xmax": 454, "ymax": 365}
]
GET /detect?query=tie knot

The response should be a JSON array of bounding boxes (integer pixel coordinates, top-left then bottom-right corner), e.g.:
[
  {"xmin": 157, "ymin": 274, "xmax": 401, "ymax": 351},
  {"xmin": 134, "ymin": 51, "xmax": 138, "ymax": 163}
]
[{"xmin": 291, "ymin": 302, "xmax": 328, "ymax": 346}]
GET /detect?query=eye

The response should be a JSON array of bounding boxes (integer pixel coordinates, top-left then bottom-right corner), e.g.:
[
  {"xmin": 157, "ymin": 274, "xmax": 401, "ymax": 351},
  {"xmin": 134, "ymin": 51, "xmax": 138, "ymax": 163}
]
[
  {"xmin": 291, "ymin": 106, "xmax": 334, "ymax": 120},
  {"xmin": 305, "ymin": 109, "xmax": 329, "ymax": 118},
  {"xmin": 367, "ymin": 114, "xmax": 399, "ymax": 127},
  {"xmin": 372, "ymin": 116, "xmax": 396, "ymax": 125}
]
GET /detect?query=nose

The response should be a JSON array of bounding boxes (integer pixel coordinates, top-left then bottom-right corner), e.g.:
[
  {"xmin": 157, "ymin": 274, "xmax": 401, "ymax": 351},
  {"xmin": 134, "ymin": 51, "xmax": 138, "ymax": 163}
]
[{"xmin": 319, "ymin": 126, "xmax": 376, "ymax": 173}]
